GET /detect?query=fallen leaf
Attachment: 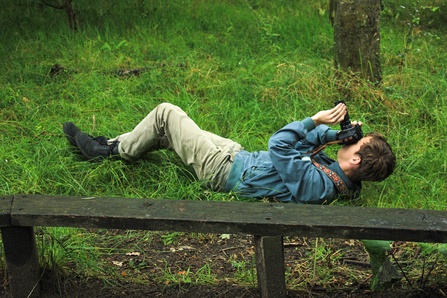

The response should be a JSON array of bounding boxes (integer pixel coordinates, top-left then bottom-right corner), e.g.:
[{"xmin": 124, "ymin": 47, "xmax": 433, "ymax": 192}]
[
  {"xmin": 220, "ymin": 234, "xmax": 231, "ymax": 239},
  {"xmin": 177, "ymin": 246, "xmax": 195, "ymax": 251},
  {"xmin": 126, "ymin": 252, "xmax": 141, "ymax": 256},
  {"xmin": 112, "ymin": 261, "xmax": 123, "ymax": 267}
]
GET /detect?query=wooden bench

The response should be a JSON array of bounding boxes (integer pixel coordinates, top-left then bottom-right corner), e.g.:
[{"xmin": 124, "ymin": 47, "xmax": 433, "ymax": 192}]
[{"xmin": 1, "ymin": 194, "xmax": 447, "ymax": 298}]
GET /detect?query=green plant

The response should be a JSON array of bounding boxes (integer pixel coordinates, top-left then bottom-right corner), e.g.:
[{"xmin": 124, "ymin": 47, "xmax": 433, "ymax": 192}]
[
  {"xmin": 363, "ymin": 240, "xmax": 447, "ymax": 290},
  {"xmin": 161, "ymin": 232, "xmax": 182, "ymax": 246},
  {"xmin": 229, "ymin": 257, "xmax": 257, "ymax": 287},
  {"xmin": 154, "ymin": 261, "xmax": 217, "ymax": 285},
  {"xmin": 362, "ymin": 240, "xmax": 401, "ymax": 290}
]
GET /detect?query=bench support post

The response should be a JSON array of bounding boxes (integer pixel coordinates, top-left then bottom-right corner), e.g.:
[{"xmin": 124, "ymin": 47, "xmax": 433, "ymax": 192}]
[
  {"xmin": 1, "ymin": 226, "xmax": 41, "ymax": 298},
  {"xmin": 254, "ymin": 236, "xmax": 286, "ymax": 298}
]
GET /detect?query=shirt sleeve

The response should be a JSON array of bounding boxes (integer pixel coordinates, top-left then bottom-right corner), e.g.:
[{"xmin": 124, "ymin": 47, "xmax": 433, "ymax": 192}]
[
  {"xmin": 267, "ymin": 119, "xmax": 337, "ymax": 204},
  {"xmin": 299, "ymin": 124, "xmax": 338, "ymax": 150}
]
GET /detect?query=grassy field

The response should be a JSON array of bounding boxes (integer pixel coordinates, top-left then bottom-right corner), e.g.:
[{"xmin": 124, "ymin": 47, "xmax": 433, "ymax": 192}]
[{"xmin": 1, "ymin": 0, "xmax": 447, "ymax": 294}]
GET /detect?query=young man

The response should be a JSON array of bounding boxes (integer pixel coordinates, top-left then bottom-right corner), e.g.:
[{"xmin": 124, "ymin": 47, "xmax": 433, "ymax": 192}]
[{"xmin": 64, "ymin": 102, "xmax": 396, "ymax": 204}]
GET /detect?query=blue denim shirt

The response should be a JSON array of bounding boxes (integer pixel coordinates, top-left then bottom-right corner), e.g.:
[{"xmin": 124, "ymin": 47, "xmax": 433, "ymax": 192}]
[{"xmin": 225, "ymin": 118, "xmax": 361, "ymax": 204}]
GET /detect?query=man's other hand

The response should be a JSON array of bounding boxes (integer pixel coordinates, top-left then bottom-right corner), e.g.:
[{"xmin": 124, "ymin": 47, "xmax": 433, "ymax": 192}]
[{"xmin": 351, "ymin": 120, "xmax": 363, "ymax": 128}]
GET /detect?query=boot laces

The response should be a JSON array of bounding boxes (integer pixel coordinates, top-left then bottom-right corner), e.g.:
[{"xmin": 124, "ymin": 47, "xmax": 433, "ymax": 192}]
[
  {"xmin": 92, "ymin": 136, "xmax": 109, "ymax": 145},
  {"xmin": 105, "ymin": 141, "xmax": 119, "ymax": 156}
]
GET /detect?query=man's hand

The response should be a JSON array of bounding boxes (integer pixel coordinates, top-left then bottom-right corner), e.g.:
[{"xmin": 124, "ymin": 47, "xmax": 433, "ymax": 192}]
[
  {"xmin": 311, "ymin": 103, "xmax": 347, "ymax": 126},
  {"xmin": 351, "ymin": 120, "xmax": 363, "ymax": 128},
  {"xmin": 336, "ymin": 122, "xmax": 364, "ymax": 145}
]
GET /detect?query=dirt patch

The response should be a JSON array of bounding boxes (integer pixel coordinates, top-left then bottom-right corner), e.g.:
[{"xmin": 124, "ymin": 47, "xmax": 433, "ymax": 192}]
[{"xmin": 1, "ymin": 230, "xmax": 446, "ymax": 297}]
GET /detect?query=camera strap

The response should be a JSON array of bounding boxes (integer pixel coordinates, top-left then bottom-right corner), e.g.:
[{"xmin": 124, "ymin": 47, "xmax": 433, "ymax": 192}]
[
  {"xmin": 311, "ymin": 159, "xmax": 349, "ymax": 198},
  {"xmin": 305, "ymin": 142, "xmax": 350, "ymax": 198}
]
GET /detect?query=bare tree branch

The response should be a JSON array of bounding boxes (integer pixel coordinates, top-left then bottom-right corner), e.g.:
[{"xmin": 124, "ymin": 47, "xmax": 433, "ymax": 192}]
[
  {"xmin": 41, "ymin": 0, "xmax": 64, "ymax": 10},
  {"xmin": 40, "ymin": 0, "xmax": 78, "ymax": 30}
]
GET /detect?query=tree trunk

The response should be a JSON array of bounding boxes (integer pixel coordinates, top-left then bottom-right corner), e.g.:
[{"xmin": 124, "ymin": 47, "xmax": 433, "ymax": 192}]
[
  {"xmin": 333, "ymin": 0, "xmax": 382, "ymax": 84},
  {"xmin": 63, "ymin": 0, "xmax": 78, "ymax": 30},
  {"xmin": 41, "ymin": 0, "xmax": 78, "ymax": 30}
]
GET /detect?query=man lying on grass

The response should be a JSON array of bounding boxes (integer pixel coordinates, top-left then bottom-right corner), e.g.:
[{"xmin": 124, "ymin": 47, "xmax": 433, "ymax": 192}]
[{"xmin": 64, "ymin": 102, "xmax": 395, "ymax": 204}]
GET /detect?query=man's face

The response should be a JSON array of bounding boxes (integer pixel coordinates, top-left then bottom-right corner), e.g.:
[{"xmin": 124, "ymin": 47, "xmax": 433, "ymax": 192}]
[{"xmin": 337, "ymin": 136, "xmax": 372, "ymax": 163}]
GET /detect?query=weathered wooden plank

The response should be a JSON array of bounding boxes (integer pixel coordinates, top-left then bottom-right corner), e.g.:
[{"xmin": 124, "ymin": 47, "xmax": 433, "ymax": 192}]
[
  {"xmin": 255, "ymin": 236, "xmax": 286, "ymax": 298},
  {"xmin": 1, "ymin": 226, "xmax": 40, "ymax": 298},
  {"xmin": 0, "ymin": 195, "xmax": 12, "ymax": 227},
  {"xmin": 10, "ymin": 194, "xmax": 447, "ymax": 243}
]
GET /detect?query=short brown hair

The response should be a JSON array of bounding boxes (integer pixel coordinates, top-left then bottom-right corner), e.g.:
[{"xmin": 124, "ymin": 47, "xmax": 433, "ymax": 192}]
[{"xmin": 350, "ymin": 132, "xmax": 396, "ymax": 182}]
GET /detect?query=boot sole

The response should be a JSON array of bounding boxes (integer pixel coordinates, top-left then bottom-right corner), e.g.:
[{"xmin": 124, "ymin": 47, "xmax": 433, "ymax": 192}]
[{"xmin": 63, "ymin": 122, "xmax": 79, "ymax": 147}]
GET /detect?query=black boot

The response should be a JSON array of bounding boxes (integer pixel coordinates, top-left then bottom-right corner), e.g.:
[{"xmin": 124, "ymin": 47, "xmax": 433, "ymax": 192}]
[
  {"xmin": 75, "ymin": 132, "xmax": 120, "ymax": 161},
  {"xmin": 63, "ymin": 122, "xmax": 109, "ymax": 147}
]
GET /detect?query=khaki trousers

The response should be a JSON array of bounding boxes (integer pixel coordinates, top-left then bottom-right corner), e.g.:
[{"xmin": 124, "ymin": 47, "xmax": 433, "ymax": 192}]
[{"xmin": 109, "ymin": 103, "xmax": 243, "ymax": 192}]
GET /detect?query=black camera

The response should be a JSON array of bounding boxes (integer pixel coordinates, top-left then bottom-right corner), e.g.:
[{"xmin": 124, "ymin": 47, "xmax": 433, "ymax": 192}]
[{"xmin": 334, "ymin": 100, "xmax": 363, "ymax": 145}]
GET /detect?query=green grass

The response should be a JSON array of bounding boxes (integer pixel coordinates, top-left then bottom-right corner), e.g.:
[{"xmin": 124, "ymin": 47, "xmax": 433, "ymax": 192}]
[{"xmin": 1, "ymin": 0, "xmax": 447, "ymax": 292}]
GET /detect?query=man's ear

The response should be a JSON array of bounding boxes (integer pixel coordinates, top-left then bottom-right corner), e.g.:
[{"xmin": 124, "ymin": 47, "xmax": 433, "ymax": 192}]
[{"xmin": 351, "ymin": 154, "xmax": 361, "ymax": 165}]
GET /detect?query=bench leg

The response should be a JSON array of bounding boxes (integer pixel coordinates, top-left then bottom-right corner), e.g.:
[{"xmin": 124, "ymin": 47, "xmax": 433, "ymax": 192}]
[
  {"xmin": 1, "ymin": 226, "xmax": 41, "ymax": 298},
  {"xmin": 254, "ymin": 236, "xmax": 286, "ymax": 298}
]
